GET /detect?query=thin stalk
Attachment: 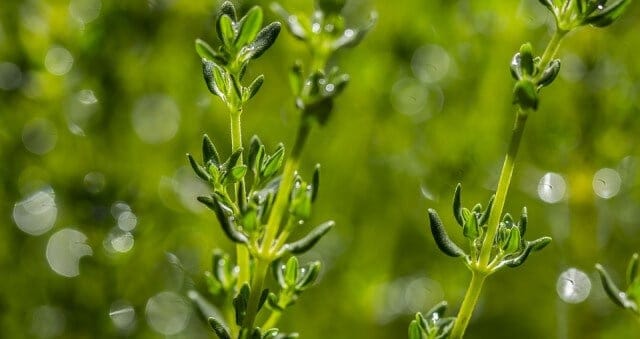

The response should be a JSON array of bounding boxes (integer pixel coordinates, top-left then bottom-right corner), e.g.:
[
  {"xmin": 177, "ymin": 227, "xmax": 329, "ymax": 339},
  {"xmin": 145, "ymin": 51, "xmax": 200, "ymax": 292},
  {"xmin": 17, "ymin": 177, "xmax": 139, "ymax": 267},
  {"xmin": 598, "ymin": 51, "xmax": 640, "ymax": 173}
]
[
  {"xmin": 478, "ymin": 108, "xmax": 529, "ymax": 268},
  {"xmin": 261, "ymin": 121, "xmax": 311, "ymax": 255},
  {"xmin": 242, "ymin": 258, "xmax": 270, "ymax": 330},
  {"xmin": 230, "ymin": 109, "xmax": 251, "ymax": 290},
  {"xmin": 538, "ymin": 30, "xmax": 567, "ymax": 75},
  {"xmin": 450, "ymin": 272, "xmax": 487, "ymax": 339},
  {"xmin": 261, "ymin": 309, "xmax": 283, "ymax": 330}
]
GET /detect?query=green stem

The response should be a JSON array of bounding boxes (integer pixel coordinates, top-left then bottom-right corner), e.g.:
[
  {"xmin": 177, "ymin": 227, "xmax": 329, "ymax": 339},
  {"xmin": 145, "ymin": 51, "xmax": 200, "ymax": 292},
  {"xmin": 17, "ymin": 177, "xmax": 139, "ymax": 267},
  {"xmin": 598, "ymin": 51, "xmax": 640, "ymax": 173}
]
[
  {"xmin": 450, "ymin": 272, "xmax": 487, "ymax": 339},
  {"xmin": 538, "ymin": 29, "xmax": 567, "ymax": 74},
  {"xmin": 230, "ymin": 109, "xmax": 251, "ymax": 290},
  {"xmin": 242, "ymin": 258, "xmax": 270, "ymax": 330},
  {"xmin": 262, "ymin": 309, "xmax": 283, "ymax": 330},
  {"xmin": 261, "ymin": 121, "xmax": 311, "ymax": 255},
  {"xmin": 478, "ymin": 108, "xmax": 529, "ymax": 268}
]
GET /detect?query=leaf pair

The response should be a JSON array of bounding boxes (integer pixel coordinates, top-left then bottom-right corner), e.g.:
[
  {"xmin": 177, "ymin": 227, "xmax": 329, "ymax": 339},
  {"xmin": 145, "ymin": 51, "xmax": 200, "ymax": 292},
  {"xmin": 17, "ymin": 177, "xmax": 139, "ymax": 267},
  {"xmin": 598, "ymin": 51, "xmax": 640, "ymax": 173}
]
[{"xmin": 408, "ymin": 301, "xmax": 455, "ymax": 339}]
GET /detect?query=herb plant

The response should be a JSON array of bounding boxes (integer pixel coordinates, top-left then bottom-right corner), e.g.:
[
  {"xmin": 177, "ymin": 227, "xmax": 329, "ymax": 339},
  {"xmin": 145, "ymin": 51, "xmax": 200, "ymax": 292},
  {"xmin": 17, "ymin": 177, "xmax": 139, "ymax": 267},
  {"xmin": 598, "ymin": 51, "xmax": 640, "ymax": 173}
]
[
  {"xmin": 187, "ymin": 1, "xmax": 373, "ymax": 337},
  {"xmin": 411, "ymin": 1, "xmax": 633, "ymax": 338},
  {"xmin": 597, "ymin": 253, "xmax": 640, "ymax": 317}
]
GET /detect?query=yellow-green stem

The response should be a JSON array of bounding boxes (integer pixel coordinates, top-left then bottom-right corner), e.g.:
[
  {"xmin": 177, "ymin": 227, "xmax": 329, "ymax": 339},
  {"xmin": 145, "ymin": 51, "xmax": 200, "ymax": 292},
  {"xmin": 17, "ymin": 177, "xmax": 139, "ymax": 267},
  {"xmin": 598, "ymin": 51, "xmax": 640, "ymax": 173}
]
[
  {"xmin": 242, "ymin": 258, "xmax": 270, "ymax": 330},
  {"xmin": 478, "ymin": 109, "xmax": 529, "ymax": 268},
  {"xmin": 261, "ymin": 121, "xmax": 310, "ymax": 255},
  {"xmin": 230, "ymin": 110, "xmax": 251, "ymax": 290},
  {"xmin": 261, "ymin": 309, "xmax": 283, "ymax": 330},
  {"xmin": 538, "ymin": 30, "xmax": 567, "ymax": 75},
  {"xmin": 450, "ymin": 272, "xmax": 487, "ymax": 339}
]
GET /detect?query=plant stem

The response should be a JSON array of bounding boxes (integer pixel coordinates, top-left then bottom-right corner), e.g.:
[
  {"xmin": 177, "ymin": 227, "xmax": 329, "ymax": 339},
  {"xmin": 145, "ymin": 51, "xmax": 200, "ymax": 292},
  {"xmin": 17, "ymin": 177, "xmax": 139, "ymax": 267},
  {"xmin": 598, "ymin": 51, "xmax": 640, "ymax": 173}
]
[
  {"xmin": 450, "ymin": 272, "xmax": 487, "ymax": 339},
  {"xmin": 538, "ymin": 29, "xmax": 567, "ymax": 75},
  {"xmin": 230, "ymin": 109, "xmax": 251, "ymax": 290},
  {"xmin": 261, "ymin": 121, "xmax": 311, "ymax": 255},
  {"xmin": 242, "ymin": 258, "xmax": 270, "ymax": 330},
  {"xmin": 478, "ymin": 108, "xmax": 529, "ymax": 268},
  {"xmin": 262, "ymin": 309, "xmax": 283, "ymax": 330}
]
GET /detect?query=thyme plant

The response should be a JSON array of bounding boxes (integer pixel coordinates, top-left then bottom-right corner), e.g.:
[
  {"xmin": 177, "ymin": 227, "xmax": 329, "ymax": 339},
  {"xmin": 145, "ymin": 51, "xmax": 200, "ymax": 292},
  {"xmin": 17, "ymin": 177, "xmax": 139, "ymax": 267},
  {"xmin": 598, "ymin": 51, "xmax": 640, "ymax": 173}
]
[
  {"xmin": 410, "ymin": 1, "xmax": 633, "ymax": 338},
  {"xmin": 187, "ymin": 1, "xmax": 373, "ymax": 337}
]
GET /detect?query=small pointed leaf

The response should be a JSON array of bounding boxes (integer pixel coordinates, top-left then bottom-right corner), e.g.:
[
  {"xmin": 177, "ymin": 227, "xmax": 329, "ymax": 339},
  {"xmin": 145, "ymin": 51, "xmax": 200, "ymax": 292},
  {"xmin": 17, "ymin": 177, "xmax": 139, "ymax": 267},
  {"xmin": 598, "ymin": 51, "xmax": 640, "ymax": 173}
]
[
  {"xmin": 236, "ymin": 6, "xmax": 264, "ymax": 48},
  {"xmin": 286, "ymin": 221, "xmax": 335, "ymax": 254},
  {"xmin": 428, "ymin": 209, "xmax": 466, "ymax": 258}
]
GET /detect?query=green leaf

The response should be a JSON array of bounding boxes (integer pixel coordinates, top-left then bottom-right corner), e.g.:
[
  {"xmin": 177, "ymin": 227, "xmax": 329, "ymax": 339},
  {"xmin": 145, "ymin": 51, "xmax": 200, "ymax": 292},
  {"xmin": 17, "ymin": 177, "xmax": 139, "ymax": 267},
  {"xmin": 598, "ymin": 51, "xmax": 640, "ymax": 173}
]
[
  {"xmin": 197, "ymin": 195, "xmax": 249, "ymax": 244},
  {"xmin": 266, "ymin": 292, "xmax": 284, "ymax": 311},
  {"xmin": 311, "ymin": 164, "xmax": 320, "ymax": 202},
  {"xmin": 288, "ymin": 61, "xmax": 304, "ymax": 95},
  {"xmin": 519, "ymin": 43, "xmax": 534, "ymax": 76},
  {"xmin": 227, "ymin": 148, "xmax": 244, "ymax": 169},
  {"xmin": 188, "ymin": 153, "xmax": 210, "ymax": 181},
  {"xmin": 462, "ymin": 213, "xmax": 479, "ymax": 239},
  {"xmin": 529, "ymin": 236, "xmax": 552, "ymax": 251},
  {"xmin": 452, "ymin": 183, "xmax": 463, "ymax": 226},
  {"xmin": 286, "ymin": 221, "xmax": 335, "ymax": 254},
  {"xmin": 295, "ymin": 261, "xmax": 321, "ymax": 291},
  {"xmin": 627, "ymin": 253, "xmax": 639, "ymax": 286},
  {"xmin": 248, "ymin": 135, "xmax": 265, "ymax": 176},
  {"xmin": 331, "ymin": 12, "xmax": 378, "ymax": 50},
  {"xmin": 513, "ymin": 79, "xmax": 539, "ymax": 110},
  {"xmin": 284, "ymin": 256, "xmax": 299, "ymax": 287},
  {"xmin": 209, "ymin": 316, "xmax": 231, "ymax": 339},
  {"xmin": 230, "ymin": 165, "xmax": 247, "ymax": 181},
  {"xmin": 195, "ymin": 39, "xmax": 217, "ymax": 61},
  {"xmin": 203, "ymin": 134, "xmax": 221, "ymax": 165},
  {"xmin": 258, "ymin": 288, "xmax": 270, "ymax": 311},
  {"xmin": 408, "ymin": 320, "xmax": 424, "ymax": 339},
  {"xmin": 537, "ymin": 0, "xmax": 556, "ymax": 13},
  {"xmin": 261, "ymin": 144, "xmax": 285, "ymax": 178},
  {"xmin": 245, "ymin": 75, "xmax": 265, "ymax": 101},
  {"xmin": 428, "ymin": 209, "xmax": 466, "ymax": 258},
  {"xmin": 478, "ymin": 195, "xmax": 494, "ymax": 226},
  {"xmin": 425, "ymin": 300, "xmax": 448, "ymax": 319},
  {"xmin": 217, "ymin": 1, "xmax": 237, "ymax": 22},
  {"xmin": 270, "ymin": 3, "xmax": 308, "ymax": 40},
  {"xmin": 202, "ymin": 60, "xmax": 225, "ymax": 99},
  {"xmin": 272, "ymin": 258, "xmax": 287, "ymax": 288},
  {"xmin": 236, "ymin": 6, "xmax": 264, "ymax": 48},
  {"xmin": 518, "ymin": 207, "xmax": 528, "ymax": 237},
  {"xmin": 584, "ymin": 0, "xmax": 632, "ymax": 27},
  {"xmin": 537, "ymin": 59, "xmax": 561, "ymax": 88},
  {"xmin": 217, "ymin": 14, "xmax": 236, "ymax": 47},
  {"xmin": 233, "ymin": 284, "xmax": 251, "ymax": 325},
  {"xmin": 245, "ymin": 22, "xmax": 281, "ymax": 60},
  {"xmin": 596, "ymin": 264, "xmax": 631, "ymax": 309},
  {"xmin": 502, "ymin": 227, "xmax": 521, "ymax": 253}
]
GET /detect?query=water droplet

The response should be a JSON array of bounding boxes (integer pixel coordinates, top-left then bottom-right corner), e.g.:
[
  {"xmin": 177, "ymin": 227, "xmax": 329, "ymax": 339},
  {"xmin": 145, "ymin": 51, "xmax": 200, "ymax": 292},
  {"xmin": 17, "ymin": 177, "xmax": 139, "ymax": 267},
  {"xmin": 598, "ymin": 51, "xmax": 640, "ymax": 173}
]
[
  {"xmin": 145, "ymin": 291, "xmax": 191, "ymax": 335},
  {"xmin": 109, "ymin": 300, "xmax": 135, "ymax": 330},
  {"xmin": 104, "ymin": 228, "xmax": 135, "ymax": 254},
  {"xmin": 390, "ymin": 78, "xmax": 427, "ymax": 116},
  {"xmin": 132, "ymin": 94, "xmax": 180, "ymax": 144},
  {"xmin": 324, "ymin": 83, "xmax": 335, "ymax": 93},
  {"xmin": 69, "ymin": 0, "xmax": 102, "ymax": 24},
  {"xmin": 13, "ymin": 187, "xmax": 57, "ymax": 235},
  {"xmin": 22, "ymin": 118, "xmax": 58, "ymax": 155},
  {"xmin": 537, "ymin": 172, "xmax": 566, "ymax": 204},
  {"xmin": 46, "ymin": 228, "xmax": 93, "ymax": 277},
  {"xmin": 556, "ymin": 268, "xmax": 591, "ymax": 304},
  {"xmin": 83, "ymin": 171, "xmax": 106, "ymax": 194},
  {"xmin": 0, "ymin": 62, "xmax": 22, "ymax": 90},
  {"xmin": 312, "ymin": 22, "xmax": 321, "ymax": 33},
  {"xmin": 44, "ymin": 46, "xmax": 73, "ymax": 76},
  {"xmin": 77, "ymin": 89, "xmax": 98, "ymax": 104},
  {"xmin": 593, "ymin": 168, "xmax": 621, "ymax": 199},
  {"xmin": 411, "ymin": 44, "xmax": 451, "ymax": 84},
  {"xmin": 117, "ymin": 211, "xmax": 137, "ymax": 231},
  {"xmin": 31, "ymin": 305, "xmax": 65, "ymax": 339},
  {"xmin": 597, "ymin": 4, "xmax": 605, "ymax": 10},
  {"xmin": 111, "ymin": 232, "xmax": 134, "ymax": 253},
  {"xmin": 111, "ymin": 201, "xmax": 131, "ymax": 218}
]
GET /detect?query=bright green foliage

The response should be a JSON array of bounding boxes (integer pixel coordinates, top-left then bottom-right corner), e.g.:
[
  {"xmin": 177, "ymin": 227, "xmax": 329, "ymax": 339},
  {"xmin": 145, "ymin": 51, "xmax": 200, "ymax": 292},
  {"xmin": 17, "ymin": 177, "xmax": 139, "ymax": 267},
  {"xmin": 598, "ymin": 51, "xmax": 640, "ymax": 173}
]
[
  {"xmin": 539, "ymin": 0, "xmax": 633, "ymax": 31},
  {"xmin": 188, "ymin": 1, "xmax": 372, "ymax": 338},
  {"xmin": 408, "ymin": 302, "xmax": 455, "ymax": 339}
]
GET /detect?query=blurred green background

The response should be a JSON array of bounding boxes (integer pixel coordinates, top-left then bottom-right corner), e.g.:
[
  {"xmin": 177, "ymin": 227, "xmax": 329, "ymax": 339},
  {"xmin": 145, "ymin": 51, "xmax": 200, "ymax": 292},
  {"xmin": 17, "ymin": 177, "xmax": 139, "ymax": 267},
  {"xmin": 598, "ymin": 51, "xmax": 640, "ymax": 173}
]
[{"xmin": 2, "ymin": 0, "xmax": 640, "ymax": 338}]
